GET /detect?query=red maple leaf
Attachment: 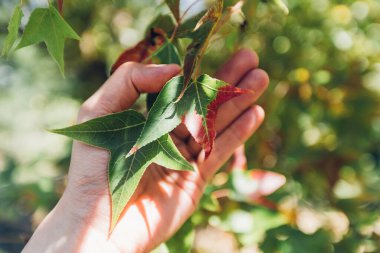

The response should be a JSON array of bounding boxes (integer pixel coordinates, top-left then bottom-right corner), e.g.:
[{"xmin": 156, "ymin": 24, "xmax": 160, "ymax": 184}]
[
  {"xmin": 110, "ymin": 28, "xmax": 166, "ymax": 74},
  {"xmin": 184, "ymin": 85, "xmax": 251, "ymax": 158}
]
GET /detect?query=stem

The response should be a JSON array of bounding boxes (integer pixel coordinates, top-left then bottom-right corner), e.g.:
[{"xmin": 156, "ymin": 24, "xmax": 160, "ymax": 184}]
[{"xmin": 170, "ymin": 0, "xmax": 204, "ymax": 41}]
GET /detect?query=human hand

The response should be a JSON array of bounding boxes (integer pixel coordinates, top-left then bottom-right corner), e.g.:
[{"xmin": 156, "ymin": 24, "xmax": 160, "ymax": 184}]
[{"xmin": 23, "ymin": 49, "xmax": 268, "ymax": 253}]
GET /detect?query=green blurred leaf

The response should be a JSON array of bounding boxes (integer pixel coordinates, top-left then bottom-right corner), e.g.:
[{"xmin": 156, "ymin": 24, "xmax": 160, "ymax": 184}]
[
  {"xmin": 261, "ymin": 226, "xmax": 333, "ymax": 253},
  {"xmin": 273, "ymin": 0, "xmax": 289, "ymax": 15},
  {"xmin": 1, "ymin": 4, "xmax": 23, "ymax": 57},
  {"xmin": 16, "ymin": 6, "xmax": 80, "ymax": 75},
  {"xmin": 200, "ymin": 188, "xmax": 221, "ymax": 212},
  {"xmin": 166, "ymin": 219, "xmax": 195, "ymax": 253}
]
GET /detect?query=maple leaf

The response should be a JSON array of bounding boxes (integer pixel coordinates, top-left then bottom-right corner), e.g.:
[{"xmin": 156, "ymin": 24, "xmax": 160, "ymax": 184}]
[
  {"xmin": 16, "ymin": 6, "xmax": 80, "ymax": 75},
  {"xmin": 133, "ymin": 74, "xmax": 250, "ymax": 159},
  {"xmin": 110, "ymin": 28, "xmax": 166, "ymax": 74},
  {"xmin": 51, "ymin": 110, "xmax": 193, "ymax": 232},
  {"xmin": 184, "ymin": 84, "xmax": 250, "ymax": 157},
  {"xmin": 1, "ymin": 4, "xmax": 23, "ymax": 57}
]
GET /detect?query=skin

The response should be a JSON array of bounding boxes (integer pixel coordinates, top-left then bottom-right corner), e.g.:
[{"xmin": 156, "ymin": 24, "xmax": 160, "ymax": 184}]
[{"xmin": 22, "ymin": 49, "xmax": 269, "ymax": 253}]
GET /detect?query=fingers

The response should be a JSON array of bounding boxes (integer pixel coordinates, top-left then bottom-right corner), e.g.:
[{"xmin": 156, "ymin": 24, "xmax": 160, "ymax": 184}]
[
  {"xmin": 215, "ymin": 69, "xmax": 269, "ymax": 132},
  {"xmin": 199, "ymin": 106, "xmax": 265, "ymax": 181},
  {"xmin": 78, "ymin": 63, "xmax": 181, "ymax": 122},
  {"xmin": 215, "ymin": 48, "xmax": 259, "ymax": 85}
]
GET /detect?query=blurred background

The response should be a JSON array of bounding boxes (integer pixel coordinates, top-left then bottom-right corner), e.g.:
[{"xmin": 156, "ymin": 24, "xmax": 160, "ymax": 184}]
[{"xmin": 1, "ymin": 0, "xmax": 380, "ymax": 252}]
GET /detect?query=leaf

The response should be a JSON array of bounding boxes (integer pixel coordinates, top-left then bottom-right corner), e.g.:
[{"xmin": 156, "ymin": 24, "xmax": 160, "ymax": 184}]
[
  {"xmin": 182, "ymin": 0, "xmax": 223, "ymax": 93},
  {"xmin": 134, "ymin": 74, "xmax": 249, "ymax": 158},
  {"xmin": 16, "ymin": 6, "xmax": 80, "ymax": 75},
  {"xmin": 51, "ymin": 110, "xmax": 193, "ymax": 232},
  {"xmin": 166, "ymin": 218, "xmax": 195, "ymax": 253},
  {"xmin": 272, "ymin": 0, "xmax": 289, "ymax": 15},
  {"xmin": 147, "ymin": 40, "xmax": 182, "ymax": 109},
  {"xmin": 1, "ymin": 5, "xmax": 23, "ymax": 57},
  {"xmin": 151, "ymin": 40, "xmax": 182, "ymax": 65},
  {"xmin": 184, "ymin": 82, "xmax": 250, "ymax": 157},
  {"xmin": 200, "ymin": 186, "xmax": 221, "ymax": 212},
  {"xmin": 165, "ymin": 0, "xmax": 180, "ymax": 22},
  {"xmin": 146, "ymin": 14, "xmax": 175, "ymax": 36},
  {"xmin": 110, "ymin": 28, "xmax": 166, "ymax": 74}
]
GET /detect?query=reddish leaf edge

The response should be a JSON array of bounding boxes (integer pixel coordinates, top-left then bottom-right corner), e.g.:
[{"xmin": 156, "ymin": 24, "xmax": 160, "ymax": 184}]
[
  {"xmin": 110, "ymin": 28, "xmax": 166, "ymax": 74},
  {"xmin": 184, "ymin": 85, "xmax": 252, "ymax": 159},
  {"xmin": 58, "ymin": 0, "xmax": 63, "ymax": 15}
]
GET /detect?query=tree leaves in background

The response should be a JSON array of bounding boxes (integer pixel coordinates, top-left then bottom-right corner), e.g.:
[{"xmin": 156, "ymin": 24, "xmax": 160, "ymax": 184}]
[
  {"xmin": 260, "ymin": 225, "xmax": 333, "ymax": 253},
  {"xmin": 1, "ymin": 5, "xmax": 23, "ymax": 57},
  {"xmin": 166, "ymin": 219, "xmax": 195, "ymax": 253},
  {"xmin": 51, "ymin": 110, "xmax": 193, "ymax": 232},
  {"xmin": 110, "ymin": 28, "xmax": 166, "ymax": 74},
  {"xmin": 271, "ymin": 0, "xmax": 289, "ymax": 15},
  {"xmin": 16, "ymin": 6, "xmax": 80, "ymax": 75},
  {"xmin": 165, "ymin": 0, "xmax": 180, "ymax": 22},
  {"xmin": 134, "ymin": 74, "xmax": 248, "ymax": 158}
]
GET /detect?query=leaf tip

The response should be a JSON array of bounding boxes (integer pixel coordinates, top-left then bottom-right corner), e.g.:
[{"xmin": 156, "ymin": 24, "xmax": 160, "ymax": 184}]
[
  {"xmin": 48, "ymin": 128, "xmax": 60, "ymax": 134},
  {"xmin": 126, "ymin": 146, "xmax": 139, "ymax": 158}
]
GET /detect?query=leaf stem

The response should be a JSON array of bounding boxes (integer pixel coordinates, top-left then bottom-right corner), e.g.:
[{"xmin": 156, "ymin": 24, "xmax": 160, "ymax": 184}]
[{"xmin": 170, "ymin": 0, "xmax": 203, "ymax": 41}]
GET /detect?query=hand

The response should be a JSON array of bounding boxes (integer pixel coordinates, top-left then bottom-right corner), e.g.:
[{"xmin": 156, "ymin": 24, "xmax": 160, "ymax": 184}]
[{"xmin": 23, "ymin": 49, "xmax": 269, "ymax": 253}]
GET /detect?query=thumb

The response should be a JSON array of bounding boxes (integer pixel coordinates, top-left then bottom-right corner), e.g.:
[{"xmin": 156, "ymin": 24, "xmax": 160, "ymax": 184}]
[{"xmin": 78, "ymin": 63, "xmax": 181, "ymax": 122}]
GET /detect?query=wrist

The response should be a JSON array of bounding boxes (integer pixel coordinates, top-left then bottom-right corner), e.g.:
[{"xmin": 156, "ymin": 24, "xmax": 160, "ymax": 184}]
[
  {"xmin": 22, "ymin": 192, "xmax": 122, "ymax": 253},
  {"xmin": 22, "ymin": 194, "xmax": 83, "ymax": 252}
]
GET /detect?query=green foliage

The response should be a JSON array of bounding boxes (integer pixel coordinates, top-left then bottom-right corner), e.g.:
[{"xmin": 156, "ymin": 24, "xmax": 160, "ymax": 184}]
[
  {"xmin": 1, "ymin": 4, "xmax": 22, "ymax": 57},
  {"xmin": 151, "ymin": 40, "xmax": 182, "ymax": 65},
  {"xmin": 261, "ymin": 225, "xmax": 333, "ymax": 253},
  {"xmin": 136, "ymin": 74, "xmax": 230, "ymax": 150},
  {"xmin": 51, "ymin": 110, "xmax": 193, "ymax": 231},
  {"xmin": 1, "ymin": 0, "xmax": 380, "ymax": 252},
  {"xmin": 16, "ymin": 6, "xmax": 79, "ymax": 74}
]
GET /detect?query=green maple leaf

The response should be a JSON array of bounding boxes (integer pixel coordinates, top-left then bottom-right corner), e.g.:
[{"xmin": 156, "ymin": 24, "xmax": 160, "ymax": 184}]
[
  {"xmin": 134, "ymin": 74, "xmax": 248, "ymax": 158},
  {"xmin": 1, "ymin": 4, "xmax": 23, "ymax": 57},
  {"xmin": 147, "ymin": 40, "xmax": 182, "ymax": 109},
  {"xmin": 151, "ymin": 40, "xmax": 182, "ymax": 65},
  {"xmin": 51, "ymin": 110, "xmax": 193, "ymax": 232},
  {"xmin": 16, "ymin": 6, "xmax": 80, "ymax": 75}
]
